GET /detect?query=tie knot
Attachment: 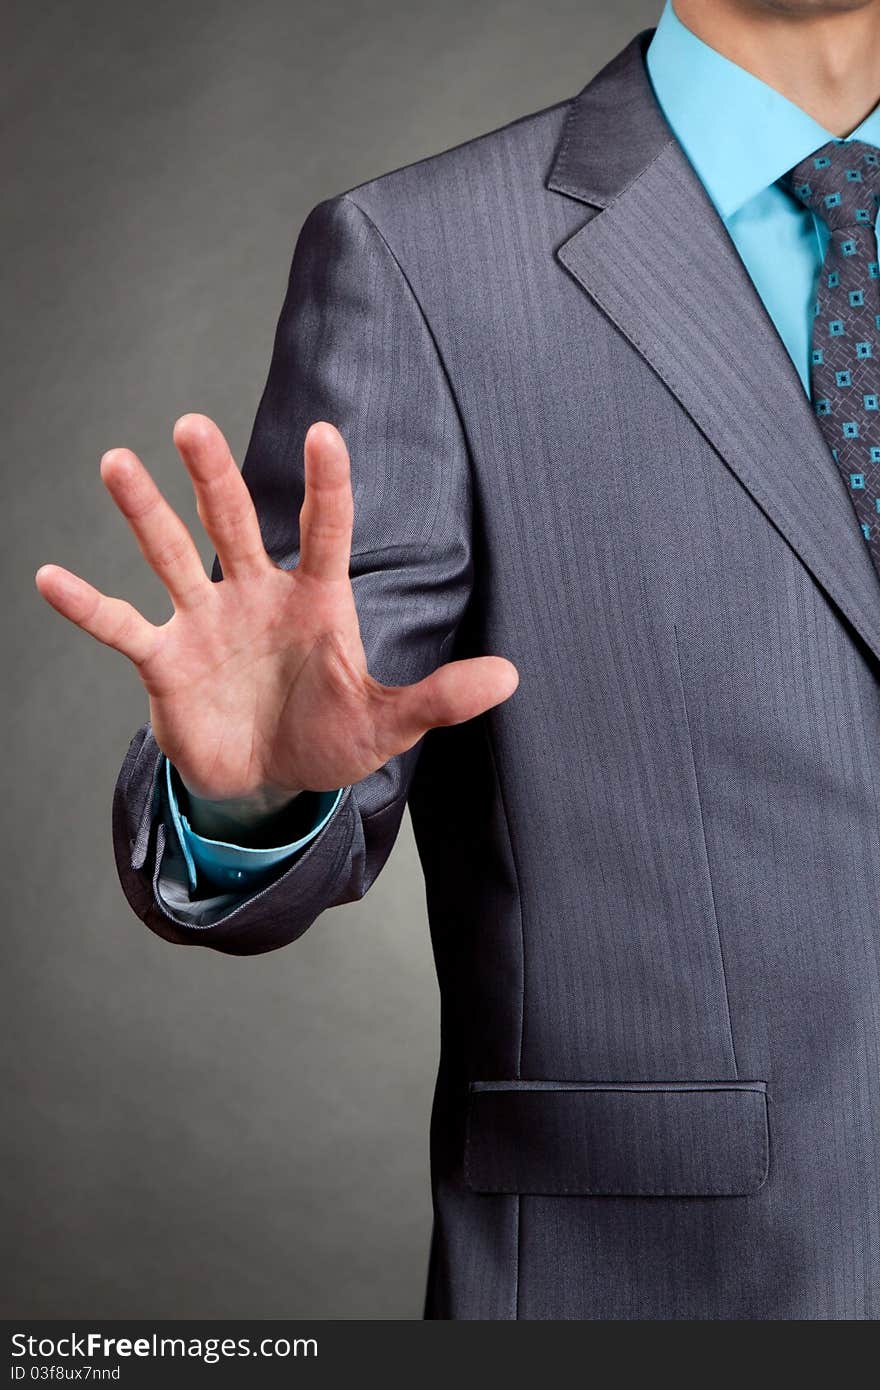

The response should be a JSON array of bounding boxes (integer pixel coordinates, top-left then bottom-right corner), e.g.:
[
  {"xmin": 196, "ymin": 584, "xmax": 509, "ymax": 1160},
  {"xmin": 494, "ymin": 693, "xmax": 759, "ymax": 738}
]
[{"xmin": 783, "ymin": 139, "xmax": 880, "ymax": 231}]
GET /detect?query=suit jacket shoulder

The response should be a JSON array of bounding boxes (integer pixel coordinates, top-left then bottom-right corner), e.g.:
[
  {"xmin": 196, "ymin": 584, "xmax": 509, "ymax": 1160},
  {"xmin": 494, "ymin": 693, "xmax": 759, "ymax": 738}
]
[{"xmin": 337, "ymin": 94, "xmax": 574, "ymax": 249}]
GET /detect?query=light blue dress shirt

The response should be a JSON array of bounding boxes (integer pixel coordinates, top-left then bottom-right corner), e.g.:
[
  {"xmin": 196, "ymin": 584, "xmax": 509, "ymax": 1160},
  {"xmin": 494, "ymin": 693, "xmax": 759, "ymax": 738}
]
[
  {"xmin": 647, "ymin": 0, "xmax": 880, "ymax": 394},
  {"xmin": 168, "ymin": 0, "xmax": 880, "ymax": 894},
  {"xmin": 165, "ymin": 756, "xmax": 342, "ymax": 892}
]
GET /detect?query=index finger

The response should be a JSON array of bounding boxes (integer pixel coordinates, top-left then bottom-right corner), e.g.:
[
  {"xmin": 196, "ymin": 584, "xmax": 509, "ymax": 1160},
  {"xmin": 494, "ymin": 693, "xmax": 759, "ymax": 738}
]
[{"xmin": 297, "ymin": 421, "xmax": 354, "ymax": 583}]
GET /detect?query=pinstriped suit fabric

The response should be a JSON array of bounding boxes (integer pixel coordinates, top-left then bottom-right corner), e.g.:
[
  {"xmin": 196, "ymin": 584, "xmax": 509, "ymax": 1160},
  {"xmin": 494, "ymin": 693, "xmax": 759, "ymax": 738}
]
[{"xmin": 112, "ymin": 32, "xmax": 880, "ymax": 1318}]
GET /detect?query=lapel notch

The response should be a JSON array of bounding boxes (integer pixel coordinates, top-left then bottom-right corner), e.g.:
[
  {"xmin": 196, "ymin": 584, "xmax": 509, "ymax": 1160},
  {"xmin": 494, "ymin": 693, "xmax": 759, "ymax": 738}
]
[{"xmin": 548, "ymin": 32, "xmax": 880, "ymax": 666}]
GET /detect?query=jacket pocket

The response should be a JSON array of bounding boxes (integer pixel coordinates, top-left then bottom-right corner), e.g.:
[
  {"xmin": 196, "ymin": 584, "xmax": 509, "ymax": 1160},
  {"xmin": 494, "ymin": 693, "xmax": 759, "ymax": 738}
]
[{"xmin": 464, "ymin": 1080, "xmax": 769, "ymax": 1197}]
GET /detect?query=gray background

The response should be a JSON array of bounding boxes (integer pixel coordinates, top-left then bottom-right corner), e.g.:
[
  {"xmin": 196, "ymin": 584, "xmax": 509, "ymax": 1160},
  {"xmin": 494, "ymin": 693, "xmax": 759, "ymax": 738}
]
[{"xmin": 4, "ymin": 0, "xmax": 659, "ymax": 1319}]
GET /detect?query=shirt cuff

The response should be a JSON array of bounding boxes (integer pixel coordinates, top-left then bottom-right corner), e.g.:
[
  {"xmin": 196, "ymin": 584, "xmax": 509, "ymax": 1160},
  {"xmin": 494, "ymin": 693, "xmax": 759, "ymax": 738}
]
[{"xmin": 164, "ymin": 755, "xmax": 344, "ymax": 893}]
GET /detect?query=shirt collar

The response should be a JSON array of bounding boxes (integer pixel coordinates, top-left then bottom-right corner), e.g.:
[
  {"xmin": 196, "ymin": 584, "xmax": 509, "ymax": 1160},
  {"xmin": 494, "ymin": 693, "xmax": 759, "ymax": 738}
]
[{"xmin": 646, "ymin": 0, "xmax": 880, "ymax": 220}]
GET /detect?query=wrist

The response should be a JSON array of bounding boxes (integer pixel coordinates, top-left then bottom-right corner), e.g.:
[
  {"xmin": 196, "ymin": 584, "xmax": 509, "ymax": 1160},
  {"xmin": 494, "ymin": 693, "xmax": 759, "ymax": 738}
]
[{"xmin": 178, "ymin": 777, "xmax": 307, "ymax": 842}]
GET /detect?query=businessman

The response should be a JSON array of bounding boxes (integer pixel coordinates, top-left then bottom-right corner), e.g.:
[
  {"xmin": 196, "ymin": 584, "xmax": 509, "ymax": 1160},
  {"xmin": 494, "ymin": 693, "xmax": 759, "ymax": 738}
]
[{"xmin": 36, "ymin": 0, "xmax": 880, "ymax": 1318}]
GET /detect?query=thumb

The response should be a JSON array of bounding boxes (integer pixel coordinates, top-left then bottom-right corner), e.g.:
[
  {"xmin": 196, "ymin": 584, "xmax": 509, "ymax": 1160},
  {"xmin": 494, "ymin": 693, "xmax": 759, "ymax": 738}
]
[{"xmin": 376, "ymin": 655, "xmax": 519, "ymax": 757}]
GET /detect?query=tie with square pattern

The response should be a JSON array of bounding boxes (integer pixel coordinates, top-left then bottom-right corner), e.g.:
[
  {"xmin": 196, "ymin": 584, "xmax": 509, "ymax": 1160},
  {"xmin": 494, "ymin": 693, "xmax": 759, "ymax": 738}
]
[{"xmin": 783, "ymin": 139, "xmax": 880, "ymax": 578}]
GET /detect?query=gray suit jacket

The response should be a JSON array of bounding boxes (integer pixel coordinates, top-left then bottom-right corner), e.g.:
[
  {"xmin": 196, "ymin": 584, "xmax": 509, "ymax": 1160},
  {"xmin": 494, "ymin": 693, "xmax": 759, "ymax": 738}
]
[{"xmin": 112, "ymin": 31, "xmax": 880, "ymax": 1318}]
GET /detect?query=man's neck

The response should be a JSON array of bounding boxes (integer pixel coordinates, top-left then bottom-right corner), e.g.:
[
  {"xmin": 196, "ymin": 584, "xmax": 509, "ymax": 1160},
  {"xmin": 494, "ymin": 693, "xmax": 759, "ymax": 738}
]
[{"xmin": 673, "ymin": 0, "xmax": 880, "ymax": 135}]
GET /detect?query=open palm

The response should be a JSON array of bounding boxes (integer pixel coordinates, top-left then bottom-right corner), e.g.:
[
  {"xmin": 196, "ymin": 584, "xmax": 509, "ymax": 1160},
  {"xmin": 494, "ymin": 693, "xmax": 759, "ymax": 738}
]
[{"xmin": 35, "ymin": 415, "xmax": 519, "ymax": 805}]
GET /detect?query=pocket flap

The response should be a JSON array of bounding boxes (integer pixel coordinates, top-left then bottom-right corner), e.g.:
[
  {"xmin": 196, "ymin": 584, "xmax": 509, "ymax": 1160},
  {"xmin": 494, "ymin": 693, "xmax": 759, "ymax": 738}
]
[{"xmin": 464, "ymin": 1081, "xmax": 769, "ymax": 1197}]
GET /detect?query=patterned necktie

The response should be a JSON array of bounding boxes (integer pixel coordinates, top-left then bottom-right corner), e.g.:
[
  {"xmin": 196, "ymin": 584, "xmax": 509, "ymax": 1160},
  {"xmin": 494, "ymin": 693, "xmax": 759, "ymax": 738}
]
[{"xmin": 783, "ymin": 139, "xmax": 880, "ymax": 576}]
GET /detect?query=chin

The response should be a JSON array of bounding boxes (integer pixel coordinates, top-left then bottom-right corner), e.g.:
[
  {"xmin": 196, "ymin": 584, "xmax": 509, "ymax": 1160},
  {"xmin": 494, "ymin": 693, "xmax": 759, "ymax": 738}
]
[{"xmin": 749, "ymin": 0, "xmax": 879, "ymax": 13}]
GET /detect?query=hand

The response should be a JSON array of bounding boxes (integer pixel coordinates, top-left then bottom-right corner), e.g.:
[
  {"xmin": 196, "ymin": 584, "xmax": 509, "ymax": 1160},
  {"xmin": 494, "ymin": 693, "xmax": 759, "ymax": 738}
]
[{"xmin": 35, "ymin": 415, "xmax": 519, "ymax": 806}]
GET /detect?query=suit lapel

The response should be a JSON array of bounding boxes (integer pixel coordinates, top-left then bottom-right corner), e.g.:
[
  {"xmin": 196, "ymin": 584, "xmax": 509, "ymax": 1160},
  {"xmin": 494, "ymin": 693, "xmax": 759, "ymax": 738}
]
[{"xmin": 549, "ymin": 33, "xmax": 880, "ymax": 666}]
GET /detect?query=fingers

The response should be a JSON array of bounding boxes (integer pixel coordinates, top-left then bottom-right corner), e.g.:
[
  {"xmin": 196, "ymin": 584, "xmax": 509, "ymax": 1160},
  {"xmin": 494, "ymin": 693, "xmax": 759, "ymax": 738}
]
[
  {"xmin": 376, "ymin": 655, "xmax": 520, "ymax": 757},
  {"xmin": 34, "ymin": 564, "xmax": 159, "ymax": 665},
  {"xmin": 298, "ymin": 421, "xmax": 354, "ymax": 582},
  {"xmin": 173, "ymin": 414, "xmax": 270, "ymax": 580},
  {"xmin": 100, "ymin": 447, "xmax": 210, "ymax": 610}
]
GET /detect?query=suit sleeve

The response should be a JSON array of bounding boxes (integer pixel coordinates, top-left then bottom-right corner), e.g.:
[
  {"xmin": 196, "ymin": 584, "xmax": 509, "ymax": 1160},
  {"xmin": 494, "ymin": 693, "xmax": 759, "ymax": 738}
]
[{"xmin": 110, "ymin": 192, "xmax": 473, "ymax": 955}]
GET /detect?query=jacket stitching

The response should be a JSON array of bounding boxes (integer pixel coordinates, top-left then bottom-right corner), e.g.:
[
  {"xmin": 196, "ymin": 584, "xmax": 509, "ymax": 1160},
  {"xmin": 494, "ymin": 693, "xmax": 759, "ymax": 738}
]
[{"xmin": 672, "ymin": 622, "xmax": 740, "ymax": 1076}]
